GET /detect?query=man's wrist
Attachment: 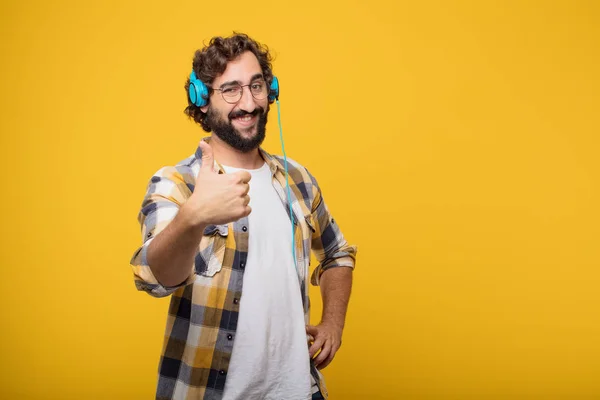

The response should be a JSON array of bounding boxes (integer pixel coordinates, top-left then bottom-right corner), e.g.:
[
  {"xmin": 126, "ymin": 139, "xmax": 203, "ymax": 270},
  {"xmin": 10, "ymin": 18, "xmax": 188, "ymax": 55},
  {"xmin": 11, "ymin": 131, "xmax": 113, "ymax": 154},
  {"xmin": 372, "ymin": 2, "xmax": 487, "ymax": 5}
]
[
  {"xmin": 180, "ymin": 200, "xmax": 208, "ymax": 233},
  {"xmin": 320, "ymin": 318, "xmax": 344, "ymax": 331}
]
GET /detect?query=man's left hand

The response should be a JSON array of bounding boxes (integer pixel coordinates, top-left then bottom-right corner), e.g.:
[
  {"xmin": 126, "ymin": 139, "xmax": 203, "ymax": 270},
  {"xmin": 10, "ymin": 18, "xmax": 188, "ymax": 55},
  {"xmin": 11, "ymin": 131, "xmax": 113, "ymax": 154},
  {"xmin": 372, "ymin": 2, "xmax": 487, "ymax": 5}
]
[{"xmin": 306, "ymin": 322, "xmax": 343, "ymax": 370}]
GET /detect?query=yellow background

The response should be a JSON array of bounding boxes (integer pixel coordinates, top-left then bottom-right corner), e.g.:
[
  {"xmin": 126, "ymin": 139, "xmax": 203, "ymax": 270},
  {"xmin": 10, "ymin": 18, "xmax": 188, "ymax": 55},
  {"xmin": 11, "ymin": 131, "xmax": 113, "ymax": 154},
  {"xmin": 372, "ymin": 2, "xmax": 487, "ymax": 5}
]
[{"xmin": 1, "ymin": 0, "xmax": 599, "ymax": 398}]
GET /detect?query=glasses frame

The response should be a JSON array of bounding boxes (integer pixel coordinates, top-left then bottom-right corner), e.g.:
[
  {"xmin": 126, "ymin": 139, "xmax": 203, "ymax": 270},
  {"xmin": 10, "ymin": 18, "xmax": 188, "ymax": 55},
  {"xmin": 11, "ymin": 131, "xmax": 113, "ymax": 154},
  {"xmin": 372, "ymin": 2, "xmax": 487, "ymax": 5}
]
[{"xmin": 210, "ymin": 80, "xmax": 269, "ymax": 104}]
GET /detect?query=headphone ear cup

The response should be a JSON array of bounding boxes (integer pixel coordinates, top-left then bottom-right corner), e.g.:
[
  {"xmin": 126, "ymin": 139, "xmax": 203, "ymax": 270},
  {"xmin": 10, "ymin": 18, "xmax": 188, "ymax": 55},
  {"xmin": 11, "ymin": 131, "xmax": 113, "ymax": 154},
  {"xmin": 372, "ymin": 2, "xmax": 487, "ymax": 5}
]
[
  {"xmin": 189, "ymin": 71, "xmax": 209, "ymax": 107},
  {"xmin": 269, "ymin": 76, "xmax": 279, "ymax": 103}
]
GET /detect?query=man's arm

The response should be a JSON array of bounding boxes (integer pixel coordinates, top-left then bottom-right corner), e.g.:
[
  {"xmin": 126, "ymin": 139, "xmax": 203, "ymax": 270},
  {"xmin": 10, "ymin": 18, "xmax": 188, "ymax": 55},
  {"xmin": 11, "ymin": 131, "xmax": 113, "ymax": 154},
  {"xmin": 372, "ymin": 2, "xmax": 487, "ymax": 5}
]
[
  {"xmin": 130, "ymin": 141, "xmax": 251, "ymax": 295},
  {"xmin": 307, "ymin": 266, "xmax": 353, "ymax": 369},
  {"xmin": 146, "ymin": 202, "xmax": 206, "ymax": 287},
  {"xmin": 305, "ymin": 174, "xmax": 358, "ymax": 369},
  {"xmin": 320, "ymin": 266, "xmax": 353, "ymax": 331}
]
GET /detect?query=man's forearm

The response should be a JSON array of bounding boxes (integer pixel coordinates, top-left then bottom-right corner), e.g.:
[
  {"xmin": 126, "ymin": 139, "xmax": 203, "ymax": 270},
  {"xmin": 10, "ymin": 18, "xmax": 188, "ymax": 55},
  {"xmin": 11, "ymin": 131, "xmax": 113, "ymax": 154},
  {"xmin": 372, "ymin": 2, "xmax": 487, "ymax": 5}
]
[
  {"xmin": 147, "ymin": 203, "xmax": 206, "ymax": 287},
  {"xmin": 319, "ymin": 267, "xmax": 353, "ymax": 329}
]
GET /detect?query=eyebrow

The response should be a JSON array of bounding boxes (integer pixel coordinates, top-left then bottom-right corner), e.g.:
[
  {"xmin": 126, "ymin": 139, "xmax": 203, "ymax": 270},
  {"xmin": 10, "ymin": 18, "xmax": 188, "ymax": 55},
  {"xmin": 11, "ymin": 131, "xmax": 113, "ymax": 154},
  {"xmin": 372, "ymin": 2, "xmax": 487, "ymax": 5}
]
[{"xmin": 219, "ymin": 73, "xmax": 264, "ymax": 89}]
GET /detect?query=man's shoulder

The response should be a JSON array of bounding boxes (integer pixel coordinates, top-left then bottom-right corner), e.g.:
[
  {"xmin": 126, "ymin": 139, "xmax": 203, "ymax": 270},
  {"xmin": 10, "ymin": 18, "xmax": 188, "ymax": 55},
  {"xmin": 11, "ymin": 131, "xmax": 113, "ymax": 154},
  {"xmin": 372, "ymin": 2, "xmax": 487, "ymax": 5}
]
[
  {"xmin": 266, "ymin": 153, "xmax": 323, "ymax": 209},
  {"xmin": 149, "ymin": 153, "xmax": 199, "ymax": 185},
  {"xmin": 269, "ymin": 154, "xmax": 318, "ymax": 185}
]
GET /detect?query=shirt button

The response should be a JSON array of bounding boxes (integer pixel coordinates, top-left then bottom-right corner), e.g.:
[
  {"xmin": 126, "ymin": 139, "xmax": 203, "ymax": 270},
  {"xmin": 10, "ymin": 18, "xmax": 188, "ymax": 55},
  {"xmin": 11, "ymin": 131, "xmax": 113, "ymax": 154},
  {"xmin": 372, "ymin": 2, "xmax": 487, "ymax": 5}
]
[
  {"xmin": 233, "ymin": 298, "xmax": 239, "ymax": 305},
  {"xmin": 240, "ymin": 262, "xmax": 245, "ymax": 269},
  {"xmin": 242, "ymin": 226, "xmax": 247, "ymax": 232},
  {"xmin": 219, "ymin": 370, "xmax": 226, "ymax": 376},
  {"xmin": 227, "ymin": 334, "xmax": 233, "ymax": 340}
]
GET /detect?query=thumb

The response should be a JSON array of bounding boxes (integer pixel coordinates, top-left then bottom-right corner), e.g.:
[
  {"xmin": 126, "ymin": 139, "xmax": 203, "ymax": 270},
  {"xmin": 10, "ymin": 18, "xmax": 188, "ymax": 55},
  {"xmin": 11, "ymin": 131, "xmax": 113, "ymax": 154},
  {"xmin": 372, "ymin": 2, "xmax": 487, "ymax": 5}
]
[
  {"xmin": 306, "ymin": 325, "xmax": 318, "ymax": 335},
  {"xmin": 198, "ymin": 141, "xmax": 216, "ymax": 174}
]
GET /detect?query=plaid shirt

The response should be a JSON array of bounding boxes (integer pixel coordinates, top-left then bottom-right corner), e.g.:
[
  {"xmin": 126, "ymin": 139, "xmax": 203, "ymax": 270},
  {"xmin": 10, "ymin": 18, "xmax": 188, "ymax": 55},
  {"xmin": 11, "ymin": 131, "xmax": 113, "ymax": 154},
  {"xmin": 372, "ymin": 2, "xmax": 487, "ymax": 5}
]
[{"xmin": 130, "ymin": 139, "xmax": 357, "ymax": 400}]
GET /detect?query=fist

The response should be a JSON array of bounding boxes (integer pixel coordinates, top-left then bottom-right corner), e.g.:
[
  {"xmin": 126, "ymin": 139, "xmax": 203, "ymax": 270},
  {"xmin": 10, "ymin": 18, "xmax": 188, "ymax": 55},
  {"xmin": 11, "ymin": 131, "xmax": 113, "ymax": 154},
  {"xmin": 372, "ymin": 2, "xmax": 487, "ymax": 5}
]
[{"xmin": 187, "ymin": 141, "xmax": 252, "ymax": 226}]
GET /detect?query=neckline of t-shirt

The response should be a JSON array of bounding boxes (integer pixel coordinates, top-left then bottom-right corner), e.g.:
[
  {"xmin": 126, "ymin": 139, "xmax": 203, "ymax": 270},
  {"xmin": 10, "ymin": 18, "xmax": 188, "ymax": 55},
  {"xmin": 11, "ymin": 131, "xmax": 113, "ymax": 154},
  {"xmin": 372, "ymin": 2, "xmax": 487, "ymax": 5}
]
[{"xmin": 221, "ymin": 161, "xmax": 269, "ymax": 174}]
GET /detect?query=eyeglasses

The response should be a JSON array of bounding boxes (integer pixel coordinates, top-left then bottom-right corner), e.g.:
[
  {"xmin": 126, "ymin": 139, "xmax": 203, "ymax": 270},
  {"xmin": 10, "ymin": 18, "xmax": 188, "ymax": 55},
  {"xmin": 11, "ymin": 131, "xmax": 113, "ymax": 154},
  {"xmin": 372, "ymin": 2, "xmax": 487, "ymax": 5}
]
[{"xmin": 211, "ymin": 80, "xmax": 269, "ymax": 104}]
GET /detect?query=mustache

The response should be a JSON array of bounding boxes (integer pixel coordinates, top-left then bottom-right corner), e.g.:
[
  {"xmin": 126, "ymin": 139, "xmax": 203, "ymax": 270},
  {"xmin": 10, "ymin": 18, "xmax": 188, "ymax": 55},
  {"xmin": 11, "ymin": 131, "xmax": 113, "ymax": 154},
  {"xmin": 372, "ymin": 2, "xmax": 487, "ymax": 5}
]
[{"xmin": 228, "ymin": 107, "xmax": 264, "ymax": 120}]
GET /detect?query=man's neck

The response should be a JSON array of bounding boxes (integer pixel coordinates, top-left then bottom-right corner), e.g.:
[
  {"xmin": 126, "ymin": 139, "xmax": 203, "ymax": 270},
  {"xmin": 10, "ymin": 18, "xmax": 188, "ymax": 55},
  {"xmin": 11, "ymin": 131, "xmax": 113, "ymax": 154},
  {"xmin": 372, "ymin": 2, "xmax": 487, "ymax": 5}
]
[{"xmin": 209, "ymin": 135, "xmax": 264, "ymax": 169}]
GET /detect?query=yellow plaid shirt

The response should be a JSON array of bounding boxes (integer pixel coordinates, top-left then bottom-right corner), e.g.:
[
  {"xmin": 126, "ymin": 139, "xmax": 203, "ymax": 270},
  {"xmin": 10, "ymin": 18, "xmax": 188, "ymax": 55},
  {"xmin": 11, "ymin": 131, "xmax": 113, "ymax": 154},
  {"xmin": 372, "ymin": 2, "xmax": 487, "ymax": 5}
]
[{"xmin": 130, "ymin": 139, "xmax": 357, "ymax": 399}]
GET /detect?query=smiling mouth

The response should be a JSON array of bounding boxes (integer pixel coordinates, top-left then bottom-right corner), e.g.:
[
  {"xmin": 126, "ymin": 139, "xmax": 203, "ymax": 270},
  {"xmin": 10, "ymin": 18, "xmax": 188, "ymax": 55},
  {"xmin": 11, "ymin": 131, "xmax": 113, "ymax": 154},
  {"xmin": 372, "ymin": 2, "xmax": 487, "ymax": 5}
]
[
  {"xmin": 231, "ymin": 113, "xmax": 257, "ymax": 126},
  {"xmin": 234, "ymin": 114, "xmax": 254, "ymax": 122}
]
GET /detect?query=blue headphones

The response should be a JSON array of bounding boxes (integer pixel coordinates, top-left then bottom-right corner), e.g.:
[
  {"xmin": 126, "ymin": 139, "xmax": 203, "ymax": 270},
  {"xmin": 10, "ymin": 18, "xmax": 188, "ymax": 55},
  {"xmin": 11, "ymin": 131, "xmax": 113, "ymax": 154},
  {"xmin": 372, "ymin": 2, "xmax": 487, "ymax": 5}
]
[{"xmin": 188, "ymin": 71, "xmax": 280, "ymax": 107}]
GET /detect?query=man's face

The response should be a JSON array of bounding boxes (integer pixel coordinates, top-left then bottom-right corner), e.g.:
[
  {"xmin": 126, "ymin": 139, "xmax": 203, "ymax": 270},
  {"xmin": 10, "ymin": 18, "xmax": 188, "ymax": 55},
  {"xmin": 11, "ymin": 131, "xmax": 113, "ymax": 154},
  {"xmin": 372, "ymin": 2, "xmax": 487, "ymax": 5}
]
[{"xmin": 201, "ymin": 51, "xmax": 270, "ymax": 153}]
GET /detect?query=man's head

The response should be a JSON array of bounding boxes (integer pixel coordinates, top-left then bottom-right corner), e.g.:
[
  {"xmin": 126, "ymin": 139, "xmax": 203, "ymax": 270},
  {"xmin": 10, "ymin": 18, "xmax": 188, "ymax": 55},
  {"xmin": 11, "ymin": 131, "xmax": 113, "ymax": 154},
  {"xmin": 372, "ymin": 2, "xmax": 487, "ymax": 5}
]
[{"xmin": 184, "ymin": 33, "xmax": 274, "ymax": 152}]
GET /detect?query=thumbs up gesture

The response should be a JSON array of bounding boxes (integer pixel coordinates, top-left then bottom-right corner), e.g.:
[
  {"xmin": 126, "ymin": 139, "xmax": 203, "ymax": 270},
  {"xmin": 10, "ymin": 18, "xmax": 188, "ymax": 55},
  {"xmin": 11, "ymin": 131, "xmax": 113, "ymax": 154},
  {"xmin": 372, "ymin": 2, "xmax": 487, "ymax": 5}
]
[{"xmin": 187, "ymin": 141, "xmax": 252, "ymax": 226}]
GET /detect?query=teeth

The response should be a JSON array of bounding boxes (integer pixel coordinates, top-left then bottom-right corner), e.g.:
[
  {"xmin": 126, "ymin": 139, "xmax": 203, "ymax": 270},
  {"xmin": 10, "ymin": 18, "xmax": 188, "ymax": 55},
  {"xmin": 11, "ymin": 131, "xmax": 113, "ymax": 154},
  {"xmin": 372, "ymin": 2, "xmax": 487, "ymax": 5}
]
[{"xmin": 236, "ymin": 115, "xmax": 252, "ymax": 122}]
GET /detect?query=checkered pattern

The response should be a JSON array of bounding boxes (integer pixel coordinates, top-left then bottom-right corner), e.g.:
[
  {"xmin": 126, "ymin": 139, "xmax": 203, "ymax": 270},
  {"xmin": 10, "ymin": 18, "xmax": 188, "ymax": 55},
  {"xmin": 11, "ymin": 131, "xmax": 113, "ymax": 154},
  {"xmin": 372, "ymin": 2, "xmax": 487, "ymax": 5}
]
[{"xmin": 130, "ymin": 138, "xmax": 357, "ymax": 400}]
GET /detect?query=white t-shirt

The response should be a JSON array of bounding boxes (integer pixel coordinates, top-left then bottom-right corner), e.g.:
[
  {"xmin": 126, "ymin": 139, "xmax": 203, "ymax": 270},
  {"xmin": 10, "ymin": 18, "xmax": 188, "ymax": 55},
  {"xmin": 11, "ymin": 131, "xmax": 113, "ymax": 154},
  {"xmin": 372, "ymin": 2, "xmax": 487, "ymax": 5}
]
[{"xmin": 222, "ymin": 162, "xmax": 312, "ymax": 400}]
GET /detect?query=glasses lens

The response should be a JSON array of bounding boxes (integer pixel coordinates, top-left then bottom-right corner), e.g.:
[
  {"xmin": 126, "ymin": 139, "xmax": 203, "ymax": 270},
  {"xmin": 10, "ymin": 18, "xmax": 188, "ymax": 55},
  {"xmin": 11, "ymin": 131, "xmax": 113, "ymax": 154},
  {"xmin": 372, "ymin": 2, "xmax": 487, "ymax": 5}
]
[
  {"xmin": 221, "ymin": 86, "xmax": 242, "ymax": 103},
  {"xmin": 250, "ymin": 81, "xmax": 268, "ymax": 100}
]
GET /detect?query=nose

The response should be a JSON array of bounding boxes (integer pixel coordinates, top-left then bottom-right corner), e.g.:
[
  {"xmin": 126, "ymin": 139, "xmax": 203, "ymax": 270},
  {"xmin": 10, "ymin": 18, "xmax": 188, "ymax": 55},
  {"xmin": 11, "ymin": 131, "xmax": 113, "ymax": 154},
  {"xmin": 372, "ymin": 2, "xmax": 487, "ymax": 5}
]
[{"xmin": 237, "ymin": 85, "xmax": 257, "ymax": 113}]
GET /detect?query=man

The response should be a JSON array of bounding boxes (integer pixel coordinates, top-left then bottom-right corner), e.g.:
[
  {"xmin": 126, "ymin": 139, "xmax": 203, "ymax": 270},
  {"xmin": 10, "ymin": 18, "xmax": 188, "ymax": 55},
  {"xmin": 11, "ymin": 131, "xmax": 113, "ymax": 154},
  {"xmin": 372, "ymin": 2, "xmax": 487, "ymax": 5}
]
[{"xmin": 130, "ymin": 33, "xmax": 357, "ymax": 400}]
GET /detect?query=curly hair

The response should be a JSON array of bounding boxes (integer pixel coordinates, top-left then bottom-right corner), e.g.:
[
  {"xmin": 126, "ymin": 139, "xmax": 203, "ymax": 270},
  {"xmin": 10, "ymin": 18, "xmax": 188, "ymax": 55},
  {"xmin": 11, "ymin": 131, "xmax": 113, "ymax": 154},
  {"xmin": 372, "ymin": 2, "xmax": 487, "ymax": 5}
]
[{"xmin": 183, "ymin": 33, "xmax": 274, "ymax": 132}]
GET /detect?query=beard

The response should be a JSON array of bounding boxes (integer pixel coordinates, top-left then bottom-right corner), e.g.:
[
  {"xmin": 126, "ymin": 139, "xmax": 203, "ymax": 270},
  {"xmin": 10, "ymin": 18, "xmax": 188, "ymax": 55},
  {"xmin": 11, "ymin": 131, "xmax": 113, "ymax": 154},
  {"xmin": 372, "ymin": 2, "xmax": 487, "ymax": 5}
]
[{"xmin": 205, "ymin": 105, "xmax": 269, "ymax": 153}]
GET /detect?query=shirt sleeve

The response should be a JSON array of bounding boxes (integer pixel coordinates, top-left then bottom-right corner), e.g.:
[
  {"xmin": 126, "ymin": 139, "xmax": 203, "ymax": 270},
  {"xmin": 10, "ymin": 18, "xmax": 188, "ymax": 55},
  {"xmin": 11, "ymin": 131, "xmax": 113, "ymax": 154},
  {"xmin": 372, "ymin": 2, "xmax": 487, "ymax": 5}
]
[
  {"xmin": 129, "ymin": 166, "xmax": 196, "ymax": 297},
  {"xmin": 308, "ymin": 176, "xmax": 358, "ymax": 286}
]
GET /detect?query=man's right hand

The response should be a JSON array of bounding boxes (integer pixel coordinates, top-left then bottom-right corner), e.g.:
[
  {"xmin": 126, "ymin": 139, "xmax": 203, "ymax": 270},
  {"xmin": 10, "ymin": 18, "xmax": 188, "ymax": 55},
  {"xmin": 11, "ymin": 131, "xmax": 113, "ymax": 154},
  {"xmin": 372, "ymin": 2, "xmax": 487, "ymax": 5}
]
[{"xmin": 185, "ymin": 141, "xmax": 252, "ymax": 226}]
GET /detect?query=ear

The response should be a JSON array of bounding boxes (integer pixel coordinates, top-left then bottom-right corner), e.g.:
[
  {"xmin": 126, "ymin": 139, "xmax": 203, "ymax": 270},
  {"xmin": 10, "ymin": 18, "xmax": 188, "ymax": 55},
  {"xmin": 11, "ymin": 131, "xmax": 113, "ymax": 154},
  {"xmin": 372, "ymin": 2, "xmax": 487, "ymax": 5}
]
[{"xmin": 200, "ymin": 105, "xmax": 209, "ymax": 113}]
